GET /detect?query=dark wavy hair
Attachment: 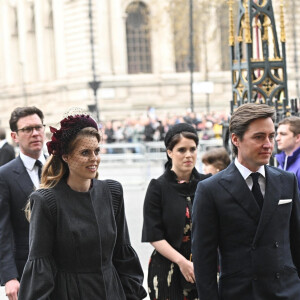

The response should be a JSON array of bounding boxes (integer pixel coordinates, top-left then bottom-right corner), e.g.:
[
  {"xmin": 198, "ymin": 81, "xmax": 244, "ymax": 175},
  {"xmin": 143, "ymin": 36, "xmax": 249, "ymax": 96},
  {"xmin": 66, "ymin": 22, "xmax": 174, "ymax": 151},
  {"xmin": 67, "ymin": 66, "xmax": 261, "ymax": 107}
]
[{"xmin": 9, "ymin": 106, "xmax": 44, "ymax": 132}]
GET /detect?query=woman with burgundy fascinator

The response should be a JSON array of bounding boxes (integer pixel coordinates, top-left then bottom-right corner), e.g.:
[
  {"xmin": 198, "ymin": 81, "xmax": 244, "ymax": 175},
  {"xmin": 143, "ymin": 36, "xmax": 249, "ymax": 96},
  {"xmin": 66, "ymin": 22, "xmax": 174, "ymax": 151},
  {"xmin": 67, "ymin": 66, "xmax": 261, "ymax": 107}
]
[
  {"xmin": 19, "ymin": 109, "xmax": 147, "ymax": 300},
  {"xmin": 142, "ymin": 123, "xmax": 210, "ymax": 300}
]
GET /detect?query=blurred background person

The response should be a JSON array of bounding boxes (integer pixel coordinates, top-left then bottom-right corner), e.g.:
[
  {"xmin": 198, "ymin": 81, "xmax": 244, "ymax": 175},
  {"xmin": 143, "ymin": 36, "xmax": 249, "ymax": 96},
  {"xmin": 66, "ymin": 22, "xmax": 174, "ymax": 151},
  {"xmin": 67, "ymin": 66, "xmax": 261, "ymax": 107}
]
[
  {"xmin": 142, "ymin": 123, "xmax": 210, "ymax": 300},
  {"xmin": 143, "ymin": 118, "xmax": 155, "ymax": 142},
  {"xmin": 0, "ymin": 127, "xmax": 15, "ymax": 167},
  {"xmin": 201, "ymin": 147, "xmax": 231, "ymax": 175},
  {"xmin": 19, "ymin": 112, "xmax": 146, "ymax": 300},
  {"xmin": 103, "ymin": 121, "xmax": 116, "ymax": 144},
  {"xmin": 275, "ymin": 116, "xmax": 300, "ymax": 192}
]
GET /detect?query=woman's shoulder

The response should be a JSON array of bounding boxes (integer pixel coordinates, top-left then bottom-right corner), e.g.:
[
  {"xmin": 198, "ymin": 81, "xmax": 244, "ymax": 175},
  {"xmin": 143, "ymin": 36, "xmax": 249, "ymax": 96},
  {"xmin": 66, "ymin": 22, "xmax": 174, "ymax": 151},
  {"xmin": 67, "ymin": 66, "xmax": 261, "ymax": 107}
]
[
  {"xmin": 94, "ymin": 179, "xmax": 124, "ymax": 216},
  {"xmin": 94, "ymin": 179, "xmax": 123, "ymax": 195},
  {"xmin": 193, "ymin": 168, "xmax": 211, "ymax": 181},
  {"xmin": 156, "ymin": 168, "xmax": 175, "ymax": 182},
  {"xmin": 103, "ymin": 179, "xmax": 122, "ymax": 190},
  {"xmin": 145, "ymin": 173, "xmax": 171, "ymax": 197},
  {"xmin": 31, "ymin": 188, "xmax": 57, "ymax": 215},
  {"xmin": 147, "ymin": 173, "xmax": 167, "ymax": 188},
  {"xmin": 34, "ymin": 187, "xmax": 56, "ymax": 196}
]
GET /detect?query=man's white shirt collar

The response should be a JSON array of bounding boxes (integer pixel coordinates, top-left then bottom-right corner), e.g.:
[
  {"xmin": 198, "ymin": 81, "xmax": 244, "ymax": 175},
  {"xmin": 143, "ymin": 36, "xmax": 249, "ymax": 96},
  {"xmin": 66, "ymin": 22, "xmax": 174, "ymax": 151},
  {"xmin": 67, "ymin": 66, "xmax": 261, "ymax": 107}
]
[
  {"xmin": 20, "ymin": 152, "xmax": 46, "ymax": 171},
  {"xmin": 234, "ymin": 158, "xmax": 265, "ymax": 180},
  {"xmin": 20, "ymin": 152, "xmax": 45, "ymax": 189}
]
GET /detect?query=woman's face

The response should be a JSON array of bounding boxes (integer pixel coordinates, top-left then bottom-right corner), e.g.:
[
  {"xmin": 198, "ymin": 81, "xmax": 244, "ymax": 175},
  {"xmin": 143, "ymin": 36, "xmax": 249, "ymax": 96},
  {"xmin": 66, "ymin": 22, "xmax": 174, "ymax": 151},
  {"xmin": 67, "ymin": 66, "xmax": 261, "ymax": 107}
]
[
  {"xmin": 167, "ymin": 137, "xmax": 197, "ymax": 177},
  {"xmin": 64, "ymin": 136, "xmax": 100, "ymax": 181},
  {"xmin": 202, "ymin": 163, "xmax": 219, "ymax": 175}
]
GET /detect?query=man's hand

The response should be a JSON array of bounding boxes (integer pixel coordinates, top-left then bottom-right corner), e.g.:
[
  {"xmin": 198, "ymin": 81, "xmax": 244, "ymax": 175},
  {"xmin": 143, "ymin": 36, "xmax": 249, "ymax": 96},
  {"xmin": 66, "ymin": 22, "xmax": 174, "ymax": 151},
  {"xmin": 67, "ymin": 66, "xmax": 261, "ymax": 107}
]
[{"xmin": 5, "ymin": 279, "xmax": 20, "ymax": 300}]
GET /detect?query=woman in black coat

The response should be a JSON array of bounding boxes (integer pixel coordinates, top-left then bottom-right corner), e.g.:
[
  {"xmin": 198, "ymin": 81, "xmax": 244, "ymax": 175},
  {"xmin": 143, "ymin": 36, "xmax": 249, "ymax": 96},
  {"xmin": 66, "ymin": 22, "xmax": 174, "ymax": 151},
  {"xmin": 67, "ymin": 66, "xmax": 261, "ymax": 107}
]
[
  {"xmin": 142, "ymin": 123, "xmax": 210, "ymax": 299},
  {"xmin": 19, "ymin": 112, "xmax": 146, "ymax": 300}
]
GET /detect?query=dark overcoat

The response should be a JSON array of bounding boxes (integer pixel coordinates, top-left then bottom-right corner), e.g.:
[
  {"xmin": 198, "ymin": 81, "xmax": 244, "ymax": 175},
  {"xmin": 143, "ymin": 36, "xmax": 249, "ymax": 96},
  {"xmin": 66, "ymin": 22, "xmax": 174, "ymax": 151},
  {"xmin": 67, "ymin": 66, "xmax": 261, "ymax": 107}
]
[
  {"xmin": 0, "ymin": 142, "xmax": 15, "ymax": 166},
  {"xmin": 18, "ymin": 179, "xmax": 146, "ymax": 300}
]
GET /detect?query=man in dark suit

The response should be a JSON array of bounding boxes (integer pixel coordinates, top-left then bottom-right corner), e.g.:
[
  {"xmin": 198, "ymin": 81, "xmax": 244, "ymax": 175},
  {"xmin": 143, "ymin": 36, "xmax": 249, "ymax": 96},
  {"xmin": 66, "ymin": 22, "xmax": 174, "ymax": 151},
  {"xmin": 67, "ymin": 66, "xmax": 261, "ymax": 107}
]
[
  {"xmin": 192, "ymin": 103, "xmax": 300, "ymax": 300},
  {"xmin": 0, "ymin": 128, "xmax": 15, "ymax": 167},
  {"xmin": 0, "ymin": 107, "xmax": 46, "ymax": 299}
]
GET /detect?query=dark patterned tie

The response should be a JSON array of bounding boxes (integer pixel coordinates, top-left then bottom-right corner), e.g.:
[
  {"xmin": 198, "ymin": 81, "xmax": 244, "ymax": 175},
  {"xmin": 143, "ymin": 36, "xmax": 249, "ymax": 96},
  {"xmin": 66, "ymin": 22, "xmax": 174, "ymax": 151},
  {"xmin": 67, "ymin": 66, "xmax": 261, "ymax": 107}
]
[
  {"xmin": 35, "ymin": 160, "xmax": 43, "ymax": 181},
  {"xmin": 250, "ymin": 173, "xmax": 264, "ymax": 209}
]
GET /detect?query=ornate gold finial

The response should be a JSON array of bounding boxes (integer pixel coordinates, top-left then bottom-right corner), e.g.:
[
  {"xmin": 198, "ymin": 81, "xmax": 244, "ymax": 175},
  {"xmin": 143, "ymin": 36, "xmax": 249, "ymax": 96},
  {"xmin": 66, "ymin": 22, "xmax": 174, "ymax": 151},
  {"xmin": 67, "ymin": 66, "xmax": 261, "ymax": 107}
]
[
  {"xmin": 280, "ymin": 0, "xmax": 286, "ymax": 43},
  {"xmin": 262, "ymin": 16, "xmax": 269, "ymax": 42},
  {"xmin": 228, "ymin": 0, "xmax": 235, "ymax": 46},
  {"xmin": 244, "ymin": 1, "xmax": 252, "ymax": 44}
]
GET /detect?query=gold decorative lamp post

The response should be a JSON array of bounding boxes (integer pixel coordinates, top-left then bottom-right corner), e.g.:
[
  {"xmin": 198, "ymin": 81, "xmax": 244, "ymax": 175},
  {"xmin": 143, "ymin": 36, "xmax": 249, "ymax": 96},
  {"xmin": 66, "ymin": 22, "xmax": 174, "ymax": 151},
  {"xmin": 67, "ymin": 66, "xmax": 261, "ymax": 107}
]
[
  {"xmin": 228, "ymin": 0, "xmax": 290, "ymax": 113},
  {"xmin": 223, "ymin": 0, "xmax": 299, "ymax": 157}
]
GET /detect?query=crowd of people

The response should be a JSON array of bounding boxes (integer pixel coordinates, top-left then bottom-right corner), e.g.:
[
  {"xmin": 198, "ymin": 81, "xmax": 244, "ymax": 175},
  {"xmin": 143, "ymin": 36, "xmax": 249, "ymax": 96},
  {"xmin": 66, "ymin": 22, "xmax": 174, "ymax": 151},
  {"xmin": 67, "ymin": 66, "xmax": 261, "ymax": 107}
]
[{"xmin": 101, "ymin": 109, "xmax": 228, "ymax": 144}]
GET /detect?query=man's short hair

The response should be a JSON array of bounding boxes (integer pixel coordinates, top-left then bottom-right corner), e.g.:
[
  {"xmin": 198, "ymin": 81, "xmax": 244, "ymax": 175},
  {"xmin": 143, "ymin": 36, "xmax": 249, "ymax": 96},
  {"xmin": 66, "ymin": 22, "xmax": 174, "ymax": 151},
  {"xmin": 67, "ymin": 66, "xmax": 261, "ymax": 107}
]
[
  {"xmin": 9, "ymin": 106, "xmax": 44, "ymax": 132},
  {"xmin": 229, "ymin": 103, "xmax": 275, "ymax": 156},
  {"xmin": 0, "ymin": 128, "xmax": 6, "ymax": 140},
  {"xmin": 278, "ymin": 116, "xmax": 300, "ymax": 136}
]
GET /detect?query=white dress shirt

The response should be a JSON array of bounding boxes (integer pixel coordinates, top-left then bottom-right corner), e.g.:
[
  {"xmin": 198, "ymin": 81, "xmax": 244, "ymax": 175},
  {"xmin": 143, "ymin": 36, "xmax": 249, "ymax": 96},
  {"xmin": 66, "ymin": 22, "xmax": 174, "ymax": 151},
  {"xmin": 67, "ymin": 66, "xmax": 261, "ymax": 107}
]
[
  {"xmin": 20, "ymin": 152, "xmax": 46, "ymax": 189},
  {"xmin": 234, "ymin": 159, "xmax": 266, "ymax": 197}
]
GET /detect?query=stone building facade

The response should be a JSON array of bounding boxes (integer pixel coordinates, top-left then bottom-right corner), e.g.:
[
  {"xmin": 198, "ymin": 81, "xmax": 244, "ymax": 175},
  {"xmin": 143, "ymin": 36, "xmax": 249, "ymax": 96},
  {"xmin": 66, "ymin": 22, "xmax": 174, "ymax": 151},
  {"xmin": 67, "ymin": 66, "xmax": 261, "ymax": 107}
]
[{"xmin": 0, "ymin": 0, "xmax": 299, "ymax": 127}]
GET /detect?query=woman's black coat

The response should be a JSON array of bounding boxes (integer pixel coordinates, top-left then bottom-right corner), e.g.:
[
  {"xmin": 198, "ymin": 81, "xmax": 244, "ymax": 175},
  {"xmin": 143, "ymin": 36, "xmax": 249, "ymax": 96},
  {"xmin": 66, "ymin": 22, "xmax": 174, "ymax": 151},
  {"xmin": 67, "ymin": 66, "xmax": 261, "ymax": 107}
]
[{"xmin": 142, "ymin": 167, "xmax": 210, "ymax": 249}]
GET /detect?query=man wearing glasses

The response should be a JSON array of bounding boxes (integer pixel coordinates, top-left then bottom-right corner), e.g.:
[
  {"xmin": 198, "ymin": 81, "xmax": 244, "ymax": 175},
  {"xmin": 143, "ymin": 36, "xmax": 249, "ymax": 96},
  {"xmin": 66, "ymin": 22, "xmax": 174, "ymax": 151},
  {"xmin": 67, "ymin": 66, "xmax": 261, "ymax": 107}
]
[{"xmin": 0, "ymin": 106, "xmax": 46, "ymax": 300}]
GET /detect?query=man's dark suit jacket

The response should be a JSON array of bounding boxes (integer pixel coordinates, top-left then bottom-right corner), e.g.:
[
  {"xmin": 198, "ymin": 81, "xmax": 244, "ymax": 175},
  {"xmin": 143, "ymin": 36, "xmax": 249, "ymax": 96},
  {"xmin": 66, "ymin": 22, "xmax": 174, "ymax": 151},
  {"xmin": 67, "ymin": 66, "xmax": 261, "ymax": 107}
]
[
  {"xmin": 0, "ymin": 142, "xmax": 15, "ymax": 166},
  {"xmin": 0, "ymin": 156, "xmax": 34, "ymax": 285},
  {"xmin": 192, "ymin": 163, "xmax": 300, "ymax": 300}
]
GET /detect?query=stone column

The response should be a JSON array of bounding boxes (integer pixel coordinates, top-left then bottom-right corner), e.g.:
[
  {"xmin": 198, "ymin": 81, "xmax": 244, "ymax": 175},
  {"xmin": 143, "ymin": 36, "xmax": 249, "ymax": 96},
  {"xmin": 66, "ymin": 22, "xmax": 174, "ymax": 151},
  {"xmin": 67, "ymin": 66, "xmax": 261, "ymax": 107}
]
[
  {"xmin": 95, "ymin": 0, "xmax": 111, "ymax": 75},
  {"xmin": 17, "ymin": 0, "xmax": 27, "ymax": 82},
  {"xmin": 52, "ymin": 0, "xmax": 66, "ymax": 79},
  {"xmin": 34, "ymin": 0, "xmax": 46, "ymax": 81},
  {"xmin": 109, "ymin": 0, "xmax": 127, "ymax": 74},
  {"xmin": 154, "ymin": 2, "xmax": 175, "ymax": 74},
  {"xmin": 0, "ymin": 1, "xmax": 11, "ymax": 84}
]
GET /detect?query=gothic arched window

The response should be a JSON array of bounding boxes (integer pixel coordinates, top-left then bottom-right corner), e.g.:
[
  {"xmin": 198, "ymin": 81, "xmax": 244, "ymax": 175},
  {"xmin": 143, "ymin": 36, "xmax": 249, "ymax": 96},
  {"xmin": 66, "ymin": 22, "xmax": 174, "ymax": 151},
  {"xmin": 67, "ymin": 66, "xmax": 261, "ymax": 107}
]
[{"xmin": 126, "ymin": 2, "xmax": 152, "ymax": 74}]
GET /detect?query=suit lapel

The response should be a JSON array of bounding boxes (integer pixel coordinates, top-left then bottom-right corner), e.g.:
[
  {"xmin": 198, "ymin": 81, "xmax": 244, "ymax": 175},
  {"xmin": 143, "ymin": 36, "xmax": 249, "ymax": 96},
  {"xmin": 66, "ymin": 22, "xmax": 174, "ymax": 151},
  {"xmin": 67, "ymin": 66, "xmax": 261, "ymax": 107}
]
[
  {"xmin": 253, "ymin": 166, "xmax": 281, "ymax": 244},
  {"xmin": 219, "ymin": 163, "xmax": 261, "ymax": 224},
  {"xmin": 13, "ymin": 156, "xmax": 35, "ymax": 197}
]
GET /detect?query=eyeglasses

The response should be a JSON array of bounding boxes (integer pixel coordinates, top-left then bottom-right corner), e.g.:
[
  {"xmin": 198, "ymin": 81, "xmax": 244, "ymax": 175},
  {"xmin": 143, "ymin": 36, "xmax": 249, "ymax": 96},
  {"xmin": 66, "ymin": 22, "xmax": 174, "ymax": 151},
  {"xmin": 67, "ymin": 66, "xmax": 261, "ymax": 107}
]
[{"xmin": 16, "ymin": 124, "xmax": 46, "ymax": 135}]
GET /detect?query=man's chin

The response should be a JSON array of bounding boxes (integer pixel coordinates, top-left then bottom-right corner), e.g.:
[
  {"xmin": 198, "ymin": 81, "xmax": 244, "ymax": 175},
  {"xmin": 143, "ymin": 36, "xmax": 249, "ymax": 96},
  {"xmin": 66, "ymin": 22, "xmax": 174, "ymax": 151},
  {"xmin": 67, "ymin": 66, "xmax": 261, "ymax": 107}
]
[
  {"xmin": 29, "ymin": 148, "xmax": 43, "ymax": 156},
  {"xmin": 32, "ymin": 146, "xmax": 43, "ymax": 151},
  {"xmin": 260, "ymin": 158, "xmax": 271, "ymax": 165}
]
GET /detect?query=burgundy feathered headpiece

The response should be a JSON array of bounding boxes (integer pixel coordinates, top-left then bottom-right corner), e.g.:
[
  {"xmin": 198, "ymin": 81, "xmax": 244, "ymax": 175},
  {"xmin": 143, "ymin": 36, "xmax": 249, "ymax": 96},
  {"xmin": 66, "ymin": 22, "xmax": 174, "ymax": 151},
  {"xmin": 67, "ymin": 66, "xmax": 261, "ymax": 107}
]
[{"xmin": 47, "ymin": 114, "xmax": 98, "ymax": 156}]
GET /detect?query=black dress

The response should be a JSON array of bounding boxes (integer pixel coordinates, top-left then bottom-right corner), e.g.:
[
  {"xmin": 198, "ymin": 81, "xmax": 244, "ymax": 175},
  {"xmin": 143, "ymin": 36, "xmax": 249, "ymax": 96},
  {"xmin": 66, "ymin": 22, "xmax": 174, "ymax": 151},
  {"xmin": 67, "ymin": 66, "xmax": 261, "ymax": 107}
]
[
  {"xmin": 19, "ymin": 179, "xmax": 147, "ymax": 300},
  {"xmin": 142, "ymin": 168, "xmax": 209, "ymax": 300}
]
